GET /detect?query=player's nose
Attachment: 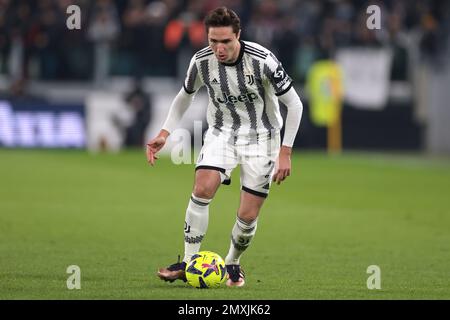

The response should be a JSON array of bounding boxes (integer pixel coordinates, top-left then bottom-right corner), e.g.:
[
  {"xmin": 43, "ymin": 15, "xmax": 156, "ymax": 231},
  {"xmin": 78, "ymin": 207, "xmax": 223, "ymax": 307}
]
[{"xmin": 217, "ymin": 43, "xmax": 226, "ymax": 51}]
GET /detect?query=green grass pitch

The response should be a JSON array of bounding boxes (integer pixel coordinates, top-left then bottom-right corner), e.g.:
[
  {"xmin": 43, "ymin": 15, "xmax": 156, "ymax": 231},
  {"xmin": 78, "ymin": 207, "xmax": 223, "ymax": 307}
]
[{"xmin": 0, "ymin": 149, "xmax": 449, "ymax": 299}]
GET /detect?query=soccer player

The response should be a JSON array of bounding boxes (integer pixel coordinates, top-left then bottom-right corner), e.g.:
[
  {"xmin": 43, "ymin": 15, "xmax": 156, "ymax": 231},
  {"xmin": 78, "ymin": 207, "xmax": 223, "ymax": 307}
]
[{"xmin": 147, "ymin": 7, "xmax": 303, "ymax": 287}]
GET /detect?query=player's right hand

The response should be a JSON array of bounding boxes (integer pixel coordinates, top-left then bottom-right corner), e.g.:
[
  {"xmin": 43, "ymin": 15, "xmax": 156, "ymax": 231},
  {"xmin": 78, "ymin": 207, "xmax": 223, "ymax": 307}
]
[{"xmin": 146, "ymin": 136, "xmax": 166, "ymax": 166}]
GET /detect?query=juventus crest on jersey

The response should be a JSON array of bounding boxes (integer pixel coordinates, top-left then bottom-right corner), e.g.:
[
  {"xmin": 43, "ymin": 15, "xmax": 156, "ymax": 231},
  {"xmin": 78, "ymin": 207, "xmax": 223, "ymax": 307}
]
[{"xmin": 183, "ymin": 40, "xmax": 293, "ymax": 140}]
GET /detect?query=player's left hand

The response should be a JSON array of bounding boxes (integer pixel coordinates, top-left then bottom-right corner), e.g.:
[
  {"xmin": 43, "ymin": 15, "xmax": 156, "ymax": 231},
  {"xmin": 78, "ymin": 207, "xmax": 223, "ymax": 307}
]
[{"xmin": 273, "ymin": 146, "xmax": 292, "ymax": 185}]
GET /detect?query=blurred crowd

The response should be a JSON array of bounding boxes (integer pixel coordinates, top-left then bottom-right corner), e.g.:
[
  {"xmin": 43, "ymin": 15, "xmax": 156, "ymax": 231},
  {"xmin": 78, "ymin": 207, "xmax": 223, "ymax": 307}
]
[{"xmin": 0, "ymin": 0, "xmax": 449, "ymax": 84}]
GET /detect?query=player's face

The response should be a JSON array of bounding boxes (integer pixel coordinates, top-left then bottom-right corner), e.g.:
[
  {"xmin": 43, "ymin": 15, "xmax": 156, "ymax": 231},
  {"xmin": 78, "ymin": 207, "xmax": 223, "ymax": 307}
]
[{"xmin": 208, "ymin": 26, "xmax": 241, "ymax": 64}]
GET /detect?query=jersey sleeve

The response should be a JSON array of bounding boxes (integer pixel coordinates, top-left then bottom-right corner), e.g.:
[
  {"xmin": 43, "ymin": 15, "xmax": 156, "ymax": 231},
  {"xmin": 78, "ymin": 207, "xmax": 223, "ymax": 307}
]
[
  {"xmin": 264, "ymin": 52, "xmax": 293, "ymax": 96},
  {"xmin": 183, "ymin": 56, "xmax": 203, "ymax": 94}
]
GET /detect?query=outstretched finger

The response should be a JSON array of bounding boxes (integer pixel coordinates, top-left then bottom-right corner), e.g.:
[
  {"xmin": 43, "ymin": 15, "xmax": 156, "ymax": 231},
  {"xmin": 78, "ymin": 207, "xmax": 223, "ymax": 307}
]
[
  {"xmin": 146, "ymin": 145, "xmax": 154, "ymax": 163},
  {"xmin": 275, "ymin": 172, "xmax": 281, "ymax": 185},
  {"xmin": 149, "ymin": 152, "xmax": 155, "ymax": 166},
  {"xmin": 276, "ymin": 170, "xmax": 287, "ymax": 185},
  {"xmin": 276, "ymin": 174, "xmax": 282, "ymax": 185},
  {"xmin": 272, "ymin": 170, "xmax": 280, "ymax": 182},
  {"xmin": 147, "ymin": 149, "xmax": 157, "ymax": 166}
]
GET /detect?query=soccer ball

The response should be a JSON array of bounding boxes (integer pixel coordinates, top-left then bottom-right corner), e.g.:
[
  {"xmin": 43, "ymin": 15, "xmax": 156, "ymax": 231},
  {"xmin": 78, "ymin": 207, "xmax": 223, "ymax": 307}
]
[{"xmin": 185, "ymin": 251, "xmax": 227, "ymax": 288}]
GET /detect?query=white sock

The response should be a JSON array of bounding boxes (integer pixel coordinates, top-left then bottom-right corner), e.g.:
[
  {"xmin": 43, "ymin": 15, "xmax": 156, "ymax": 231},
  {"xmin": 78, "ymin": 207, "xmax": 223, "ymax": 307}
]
[
  {"xmin": 183, "ymin": 194, "xmax": 211, "ymax": 263},
  {"xmin": 225, "ymin": 216, "xmax": 258, "ymax": 265}
]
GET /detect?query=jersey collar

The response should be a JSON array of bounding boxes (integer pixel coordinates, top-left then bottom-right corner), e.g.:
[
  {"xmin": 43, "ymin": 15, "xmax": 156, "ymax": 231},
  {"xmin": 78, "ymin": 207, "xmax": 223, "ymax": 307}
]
[{"xmin": 220, "ymin": 40, "xmax": 245, "ymax": 67}]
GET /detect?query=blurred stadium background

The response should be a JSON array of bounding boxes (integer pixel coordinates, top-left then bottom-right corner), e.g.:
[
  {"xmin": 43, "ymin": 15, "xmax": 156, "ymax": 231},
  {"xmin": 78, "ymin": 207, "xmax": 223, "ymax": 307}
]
[
  {"xmin": 1, "ymin": 0, "xmax": 450, "ymax": 299},
  {"xmin": 1, "ymin": 0, "xmax": 450, "ymax": 152}
]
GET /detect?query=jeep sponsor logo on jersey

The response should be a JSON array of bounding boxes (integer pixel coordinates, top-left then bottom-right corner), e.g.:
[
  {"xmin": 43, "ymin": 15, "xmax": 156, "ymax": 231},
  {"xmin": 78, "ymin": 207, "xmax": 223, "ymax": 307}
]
[{"xmin": 216, "ymin": 92, "xmax": 258, "ymax": 104}]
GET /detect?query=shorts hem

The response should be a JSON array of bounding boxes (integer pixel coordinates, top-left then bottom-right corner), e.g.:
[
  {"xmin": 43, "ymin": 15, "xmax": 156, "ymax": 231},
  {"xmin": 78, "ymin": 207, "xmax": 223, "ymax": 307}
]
[
  {"xmin": 195, "ymin": 165, "xmax": 226, "ymax": 174},
  {"xmin": 241, "ymin": 186, "xmax": 268, "ymax": 198},
  {"xmin": 195, "ymin": 165, "xmax": 231, "ymax": 185}
]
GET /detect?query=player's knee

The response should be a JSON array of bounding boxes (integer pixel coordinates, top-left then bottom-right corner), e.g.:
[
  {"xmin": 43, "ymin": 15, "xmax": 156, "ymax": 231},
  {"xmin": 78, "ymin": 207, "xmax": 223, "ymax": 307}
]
[
  {"xmin": 237, "ymin": 209, "xmax": 259, "ymax": 223},
  {"xmin": 193, "ymin": 184, "xmax": 215, "ymax": 200}
]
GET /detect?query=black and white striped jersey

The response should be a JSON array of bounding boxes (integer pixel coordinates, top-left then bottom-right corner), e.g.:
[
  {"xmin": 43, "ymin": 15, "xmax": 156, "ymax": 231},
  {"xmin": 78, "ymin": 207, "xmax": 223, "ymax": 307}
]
[{"xmin": 183, "ymin": 40, "xmax": 293, "ymax": 140}]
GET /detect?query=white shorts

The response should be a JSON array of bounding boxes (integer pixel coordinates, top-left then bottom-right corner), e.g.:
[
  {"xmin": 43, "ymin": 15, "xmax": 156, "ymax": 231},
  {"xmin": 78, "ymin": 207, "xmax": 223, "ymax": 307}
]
[{"xmin": 195, "ymin": 128, "xmax": 281, "ymax": 198}]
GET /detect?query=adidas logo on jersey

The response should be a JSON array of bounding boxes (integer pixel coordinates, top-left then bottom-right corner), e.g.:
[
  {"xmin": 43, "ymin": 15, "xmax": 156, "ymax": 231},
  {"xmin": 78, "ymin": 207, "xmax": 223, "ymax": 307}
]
[
  {"xmin": 211, "ymin": 78, "xmax": 219, "ymax": 85},
  {"xmin": 216, "ymin": 92, "xmax": 258, "ymax": 104}
]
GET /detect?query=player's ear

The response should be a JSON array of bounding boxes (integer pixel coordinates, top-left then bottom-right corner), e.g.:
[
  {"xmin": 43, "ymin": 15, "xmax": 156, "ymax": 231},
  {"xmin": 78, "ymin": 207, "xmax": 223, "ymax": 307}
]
[{"xmin": 236, "ymin": 29, "xmax": 241, "ymax": 40}]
